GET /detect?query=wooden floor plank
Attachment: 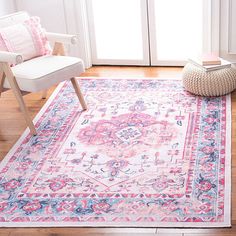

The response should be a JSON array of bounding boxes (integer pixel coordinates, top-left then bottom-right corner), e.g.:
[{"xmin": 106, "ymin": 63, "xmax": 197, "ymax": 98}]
[{"xmin": 0, "ymin": 228, "xmax": 156, "ymax": 236}]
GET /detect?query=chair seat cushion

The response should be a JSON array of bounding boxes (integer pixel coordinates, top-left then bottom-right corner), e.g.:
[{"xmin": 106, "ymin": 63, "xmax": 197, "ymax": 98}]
[{"xmin": 4, "ymin": 55, "xmax": 85, "ymax": 92}]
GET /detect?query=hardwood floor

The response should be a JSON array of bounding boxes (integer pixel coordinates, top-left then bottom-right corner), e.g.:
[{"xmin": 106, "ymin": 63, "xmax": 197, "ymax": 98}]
[{"xmin": 0, "ymin": 66, "xmax": 235, "ymax": 236}]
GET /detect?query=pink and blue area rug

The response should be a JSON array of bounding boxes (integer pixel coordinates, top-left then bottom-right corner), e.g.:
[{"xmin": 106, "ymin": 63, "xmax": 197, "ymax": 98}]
[{"xmin": 0, "ymin": 78, "xmax": 231, "ymax": 227}]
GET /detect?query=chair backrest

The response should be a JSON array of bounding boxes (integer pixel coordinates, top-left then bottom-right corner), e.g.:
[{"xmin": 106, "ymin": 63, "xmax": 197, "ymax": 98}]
[{"xmin": 0, "ymin": 11, "xmax": 30, "ymax": 28}]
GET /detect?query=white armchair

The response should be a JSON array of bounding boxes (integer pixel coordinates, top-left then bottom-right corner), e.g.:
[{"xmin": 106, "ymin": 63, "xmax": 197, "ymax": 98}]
[{"xmin": 0, "ymin": 12, "xmax": 87, "ymax": 135}]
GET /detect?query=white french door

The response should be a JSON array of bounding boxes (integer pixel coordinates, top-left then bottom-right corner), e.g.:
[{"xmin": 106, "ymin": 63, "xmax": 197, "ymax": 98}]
[
  {"xmin": 86, "ymin": 0, "xmax": 150, "ymax": 65},
  {"xmin": 148, "ymin": 0, "xmax": 203, "ymax": 66},
  {"xmin": 86, "ymin": 0, "xmax": 208, "ymax": 66}
]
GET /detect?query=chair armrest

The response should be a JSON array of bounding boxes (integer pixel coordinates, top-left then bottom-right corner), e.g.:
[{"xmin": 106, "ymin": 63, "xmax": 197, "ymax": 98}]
[
  {"xmin": 0, "ymin": 51, "xmax": 23, "ymax": 65},
  {"xmin": 45, "ymin": 32, "xmax": 78, "ymax": 45}
]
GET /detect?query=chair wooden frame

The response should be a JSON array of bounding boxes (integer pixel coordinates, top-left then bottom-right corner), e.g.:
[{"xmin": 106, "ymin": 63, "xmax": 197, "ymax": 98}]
[{"xmin": 0, "ymin": 41, "xmax": 87, "ymax": 135}]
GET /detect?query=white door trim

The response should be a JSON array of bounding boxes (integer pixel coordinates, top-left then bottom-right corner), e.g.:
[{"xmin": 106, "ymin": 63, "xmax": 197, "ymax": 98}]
[
  {"xmin": 63, "ymin": 0, "xmax": 92, "ymax": 68},
  {"xmin": 227, "ymin": 0, "xmax": 236, "ymax": 54},
  {"xmin": 220, "ymin": 0, "xmax": 236, "ymax": 62},
  {"xmin": 211, "ymin": 0, "xmax": 220, "ymax": 54}
]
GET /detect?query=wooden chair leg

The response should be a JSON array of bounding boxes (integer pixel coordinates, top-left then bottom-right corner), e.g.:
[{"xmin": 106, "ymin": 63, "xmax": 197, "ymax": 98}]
[
  {"xmin": 2, "ymin": 63, "xmax": 37, "ymax": 135},
  {"xmin": 53, "ymin": 42, "xmax": 65, "ymax": 56},
  {"xmin": 70, "ymin": 77, "xmax": 87, "ymax": 110},
  {"xmin": 9, "ymin": 79, "xmax": 37, "ymax": 135},
  {"xmin": 42, "ymin": 90, "xmax": 47, "ymax": 99},
  {"xmin": 0, "ymin": 69, "xmax": 5, "ymax": 98}
]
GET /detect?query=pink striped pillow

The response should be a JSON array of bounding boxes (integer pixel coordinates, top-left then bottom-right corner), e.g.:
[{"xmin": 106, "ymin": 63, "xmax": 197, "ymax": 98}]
[{"xmin": 0, "ymin": 16, "xmax": 51, "ymax": 62}]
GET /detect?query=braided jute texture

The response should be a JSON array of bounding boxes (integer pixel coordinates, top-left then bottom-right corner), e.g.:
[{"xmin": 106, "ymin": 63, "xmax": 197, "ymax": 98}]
[{"xmin": 182, "ymin": 63, "xmax": 236, "ymax": 96}]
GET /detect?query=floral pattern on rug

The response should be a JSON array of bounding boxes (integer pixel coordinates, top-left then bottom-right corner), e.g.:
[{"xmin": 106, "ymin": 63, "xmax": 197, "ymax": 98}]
[{"xmin": 0, "ymin": 78, "xmax": 230, "ymax": 227}]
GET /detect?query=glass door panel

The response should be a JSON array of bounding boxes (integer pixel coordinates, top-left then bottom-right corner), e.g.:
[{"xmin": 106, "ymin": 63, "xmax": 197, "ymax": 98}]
[
  {"xmin": 148, "ymin": 0, "xmax": 203, "ymax": 65},
  {"xmin": 87, "ymin": 0, "xmax": 149, "ymax": 65}
]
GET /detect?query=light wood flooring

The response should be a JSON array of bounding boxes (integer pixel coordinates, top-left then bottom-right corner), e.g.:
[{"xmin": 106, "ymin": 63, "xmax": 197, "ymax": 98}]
[{"xmin": 0, "ymin": 66, "xmax": 235, "ymax": 236}]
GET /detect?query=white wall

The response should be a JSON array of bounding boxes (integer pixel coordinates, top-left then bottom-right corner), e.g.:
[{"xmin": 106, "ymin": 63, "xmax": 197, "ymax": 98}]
[
  {"xmin": 15, "ymin": 0, "xmax": 92, "ymax": 68},
  {"xmin": 0, "ymin": 0, "xmax": 16, "ymax": 16},
  {"xmin": 15, "ymin": 0, "xmax": 67, "ymax": 33}
]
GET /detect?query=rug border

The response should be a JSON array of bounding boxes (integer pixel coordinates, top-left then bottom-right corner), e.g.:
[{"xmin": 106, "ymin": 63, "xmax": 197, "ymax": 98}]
[
  {"xmin": 0, "ymin": 82, "xmax": 65, "ymax": 172},
  {"xmin": 224, "ymin": 94, "xmax": 232, "ymax": 226},
  {"xmin": 0, "ymin": 78, "xmax": 232, "ymax": 228}
]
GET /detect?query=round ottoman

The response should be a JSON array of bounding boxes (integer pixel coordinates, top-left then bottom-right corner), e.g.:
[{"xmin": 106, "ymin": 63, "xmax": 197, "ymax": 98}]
[{"xmin": 182, "ymin": 63, "xmax": 236, "ymax": 96}]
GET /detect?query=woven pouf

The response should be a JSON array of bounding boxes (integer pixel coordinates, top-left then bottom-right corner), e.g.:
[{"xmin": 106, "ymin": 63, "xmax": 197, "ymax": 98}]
[{"xmin": 182, "ymin": 63, "xmax": 236, "ymax": 96}]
